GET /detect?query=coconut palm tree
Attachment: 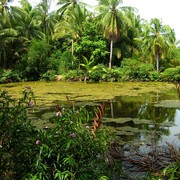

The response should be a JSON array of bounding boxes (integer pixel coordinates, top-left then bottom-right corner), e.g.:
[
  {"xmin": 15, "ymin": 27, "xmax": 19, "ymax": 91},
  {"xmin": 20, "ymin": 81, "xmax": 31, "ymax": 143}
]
[
  {"xmin": 142, "ymin": 18, "xmax": 176, "ymax": 72},
  {"xmin": 0, "ymin": 0, "xmax": 12, "ymax": 26},
  {"xmin": 0, "ymin": 27, "xmax": 18, "ymax": 68},
  {"xmin": 57, "ymin": 0, "xmax": 85, "ymax": 18},
  {"xmin": 53, "ymin": 4, "xmax": 90, "ymax": 65},
  {"xmin": 36, "ymin": 0, "xmax": 56, "ymax": 41},
  {"xmin": 124, "ymin": 7, "xmax": 144, "ymax": 58},
  {"xmin": 97, "ymin": 0, "xmax": 132, "ymax": 68},
  {"xmin": 11, "ymin": 0, "xmax": 44, "ymax": 40},
  {"xmin": 0, "ymin": 0, "xmax": 19, "ymax": 68}
]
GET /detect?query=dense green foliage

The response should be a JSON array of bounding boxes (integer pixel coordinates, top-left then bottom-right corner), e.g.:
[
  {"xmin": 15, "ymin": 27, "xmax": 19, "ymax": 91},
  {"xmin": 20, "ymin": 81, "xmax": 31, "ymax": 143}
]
[
  {"xmin": 0, "ymin": 88, "xmax": 121, "ymax": 179},
  {"xmin": 1, "ymin": 88, "xmax": 179, "ymax": 179},
  {"xmin": 0, "ymin": 0, "xmax": 180, "ymax": 83}
]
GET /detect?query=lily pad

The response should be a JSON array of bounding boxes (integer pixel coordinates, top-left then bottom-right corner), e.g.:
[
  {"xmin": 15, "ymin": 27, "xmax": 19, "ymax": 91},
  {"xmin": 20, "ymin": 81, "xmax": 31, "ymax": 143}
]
[
  {"xmin": 153, "ymin": 100, "xmax": 180, "ymax": 108},
  {"xmin": 132, "ymin": 118, "xmax": 152, "ymax": 125},
  {"xmin": 160, "ymin": 121, "xmax": 176, "ymax": 127},
  {"xmin": 116, "ymin": 126, "xmax": 139, "ymax": 133},
  {"xmin": 104, "ymin": 117, "xmax": 133, "ymax": 124},
  {"xmin": 116, "ymin": 131, "xmax": 136, "ymax": 136},
  {"xmin": 103, "ymin": 117, "xmax": 153, "ymax": 125}
]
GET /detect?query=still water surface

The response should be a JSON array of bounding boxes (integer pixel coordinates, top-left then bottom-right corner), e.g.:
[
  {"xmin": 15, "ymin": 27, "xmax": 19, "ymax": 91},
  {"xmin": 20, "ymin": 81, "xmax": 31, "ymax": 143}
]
[
  {"xmin": 0, "ymin": 81, "xmax": 179, "ymax": 147},
  {"xmin": 104, "ymin": 93, "xmax": 180, "ymax": 147}
]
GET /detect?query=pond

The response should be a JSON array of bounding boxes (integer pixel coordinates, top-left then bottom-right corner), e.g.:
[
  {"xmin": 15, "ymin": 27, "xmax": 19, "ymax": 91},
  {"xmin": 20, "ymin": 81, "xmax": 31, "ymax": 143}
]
[
  {"xmin": 0, "ymin": 81, "xmax": 180, "ymax": 148},
  {"xmin": 104, "ymin": 93, "xmax": 180, "ymax": 147}
]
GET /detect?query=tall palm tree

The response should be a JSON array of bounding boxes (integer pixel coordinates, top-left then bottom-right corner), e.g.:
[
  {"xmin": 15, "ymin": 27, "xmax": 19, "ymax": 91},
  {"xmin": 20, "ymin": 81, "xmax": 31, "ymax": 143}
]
[
  {"xmin": 0, "ymin": 27, "xmax": 18, "ymax": 68},
  {"xmin": 36, "ymin": 0, "xmax": 56, "ymax": 41},
  {"xmin": 142, "ymin": 18, "xmax": 176, "ymax": 72},
  {"xmin": 11, "ymin": 0, "xmax": 44, "ymax": 40},
  {"xmin": 97, "ymin": 0, "xmax": 131, "ymax": 68},
  {"xmin": 53, "ymin": 4, "xmax": 89, "ymax": 65},
  {"xmin": 124, "ymin": 7, "xmax": 143, "ymax": 57},
  {"xmin": 0, "ymin": 0, "xmax": 12, "ymax": 26},
  {"xmin": 57, "ymin": 0, "xmax": 85, "ymax": 18},
  {"xmin": 0, "ymin": 0, "xmax": 18, "ymax": 68}
]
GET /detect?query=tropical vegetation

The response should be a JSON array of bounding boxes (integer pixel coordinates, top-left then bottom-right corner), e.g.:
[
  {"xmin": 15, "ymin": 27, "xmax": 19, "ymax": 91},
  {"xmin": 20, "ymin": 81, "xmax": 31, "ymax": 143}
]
[
  {"xmin": 1, "ymin": 87, "xmax": 179, "ymax": 179},
  {"xmin": 0, "ymin": 1, "xmax": 180, "ymax": 178},
  {"xmin": 0, "ymin": 0, "xmax": 179, "ymax": 83}
]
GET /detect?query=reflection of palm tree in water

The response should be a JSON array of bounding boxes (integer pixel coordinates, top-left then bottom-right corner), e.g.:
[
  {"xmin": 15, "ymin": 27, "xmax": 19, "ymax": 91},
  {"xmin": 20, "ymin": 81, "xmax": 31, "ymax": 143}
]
[
  {"xmin": 178, "ymin": 89, "xmax": 180, "ymax": 100},
  {"xmin": 175, "ymin": 83, "xmax": 180, "ymax": 100},
  {"xmin": 138, "ymin": 106, "xmax": 175, "ymax": 138}
]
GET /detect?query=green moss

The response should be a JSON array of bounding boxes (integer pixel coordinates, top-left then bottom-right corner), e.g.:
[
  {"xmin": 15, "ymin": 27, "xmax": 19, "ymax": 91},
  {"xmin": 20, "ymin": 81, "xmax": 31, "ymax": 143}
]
[{"xmin": 0, "ymin": 81, "xmax": 176, "ymax": 106}]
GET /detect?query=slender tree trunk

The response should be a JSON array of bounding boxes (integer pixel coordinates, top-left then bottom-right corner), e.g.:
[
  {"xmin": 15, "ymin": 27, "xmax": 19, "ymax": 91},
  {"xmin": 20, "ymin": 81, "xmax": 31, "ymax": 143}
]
[
  {"xmin": 71, "ymin": 39, "xmax": 74, "ymax": 66},
  {"xmin": 109, "ymin": 40, "xmax": 113, "ymax": 69},
  {"xmin": 110, "ymin": 101, "xmax": 114, "ymax": 118},
  {"xmin": 156, "ymin": 52, "xmax": 160, "ymax": 72}
]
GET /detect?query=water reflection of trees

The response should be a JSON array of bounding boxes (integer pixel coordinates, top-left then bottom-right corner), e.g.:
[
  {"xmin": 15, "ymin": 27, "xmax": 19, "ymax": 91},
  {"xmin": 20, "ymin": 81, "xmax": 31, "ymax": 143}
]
[
  {"xmin": 138, "ymin": 105, "xmax": 176, "ymax": 123},
  {"xmin": 105, "ymin": 96, "xmax": 177, "ymax": 144}
]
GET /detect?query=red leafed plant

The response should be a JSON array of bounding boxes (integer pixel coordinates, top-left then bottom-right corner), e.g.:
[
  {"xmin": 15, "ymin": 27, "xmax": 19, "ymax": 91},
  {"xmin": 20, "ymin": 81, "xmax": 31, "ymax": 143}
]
[{"xmin": 91, "ymin": 103, "xmax": 108, "ymax": 136}]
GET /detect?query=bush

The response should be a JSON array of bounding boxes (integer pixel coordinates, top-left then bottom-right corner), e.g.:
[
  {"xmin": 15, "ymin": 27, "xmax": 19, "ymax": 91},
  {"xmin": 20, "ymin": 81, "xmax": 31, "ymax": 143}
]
[
  {"xmin": 48, "ymin": 50, "xmax": 73, "ymax": 75},
  {"xmin": 138, "ymin": 63, "xmax": 155, "ymax": 81},
  {"xmin": 40, "ymin": 70, "xmax": 56, "ymax": 81},
  {"xmin": 99, "ymin": 67, "xmax": 123, "ymax": 82},
  {"xmin": 89, "ymin": 64, "xmax": 108, "ymax": 81},
  {"xmin": 110, "ymin": 67, "xmax": 124, "ymax": 82},
  {"xmin": 0, "ymin": 69, "xmax": 22, "ymax": 83},
  {"xmin": 120, "ymin": 58, "xmax": 155, "ymax": 81},
  {"xmin": 0, "ymin": 87, "xmax": 36, "ymax": 179},
  {"xmin": 64, "ymin": 70, "xmax": 84, "ymax": 81},
  {"xmin": 25, "ymin": 40, "xmax": 51, "ymax": 80},
  {"xmin": 149, "ymin": 71, "xmax": 160, "ymax": 81},
  {"xmin": 26, "ymin": 107, "xmax": 110, "ymax": 179},
  {"xmin": 0, "ymin": 88, "xmax": 117, "ymax": 179},
  {"xmin": 58, "ymin": 51, "xmax": 74, "ymax": 74},
  {"xmin": 160, "ymin": 66, "xmax": 180, "ymax": 82}
]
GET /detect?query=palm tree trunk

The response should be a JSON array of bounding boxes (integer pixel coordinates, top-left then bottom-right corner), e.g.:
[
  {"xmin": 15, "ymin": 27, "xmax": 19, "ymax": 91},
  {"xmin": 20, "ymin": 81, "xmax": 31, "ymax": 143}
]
[
  {"xmin": 109, "ymin": 40, "xmax": 113, "ymax": 69},
  {"xmin": 71, "ymin": 39, "xmax": 74, "ymax": 66},
  {"xmin": 110, "ymin": 101, "xmax": 114, "ymax": 118},
  {"xmin": 156, "ymin": 53, "xmax": 160, "ymax": 72}
]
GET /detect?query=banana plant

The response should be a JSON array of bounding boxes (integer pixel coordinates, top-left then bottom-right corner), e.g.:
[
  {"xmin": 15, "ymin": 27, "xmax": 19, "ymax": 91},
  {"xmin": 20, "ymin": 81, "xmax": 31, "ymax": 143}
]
[{"xmin": 80, "ymin": 55, "xmax": 95, "ymax": 81}]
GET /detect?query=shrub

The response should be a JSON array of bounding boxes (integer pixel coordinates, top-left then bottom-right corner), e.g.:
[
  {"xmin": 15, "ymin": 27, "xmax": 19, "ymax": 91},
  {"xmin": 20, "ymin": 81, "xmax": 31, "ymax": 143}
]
[
  {"xmin": 26, "ymin": 108, "xmax": 110, "ymax": 179},
  {"xmin": 0, "ymin": 87, "xmax": 36, "ymax": 179},
  {"xmin": 110, "ymin": 67, "xmax": 124, "ymax": 82},
  {"xmin": 149, "ymin": 71, "xmax": 160, "ymax": 81},
  {"xmin": 89, "ymin": 64, "xmax": 108, "ymax": 81},
  {"xmin": 99, "ymin": 67, "xmax": 123, "ymax": 82},
  {"xmin": 120, "ymin": 58, "xmax": 155, "ymax": 81},
  {"xmin": 40, "ymin": 70, "xmax": 56, "ymax": 81},
  {"xmin": 0, "ymin": 69, "xmax": 22, "ymax": 83},
  {"xmin": 58, "ymin": 51, "xmax": 74, "ymax": 74},
  {"xmin": 138, "ymin": 63, "xmax": 155, "ymax": 81},
  {"xmin": 64, "ymin": 70, "xmax": 83, "ymax": 81},
  {"xmin": 25, "ymin": 40, "xmax": 51, "ymax": 80},
  {"xmin": 48, "ymin": 50, "xmax": 73, "ymax": 75},
  {"xmin": 160, "ymin": 66, "xmax": 180, "ymax": 82},
  {"xmin": 0, "ymin": 89, "xmax": 117, "ymax": 179}
]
